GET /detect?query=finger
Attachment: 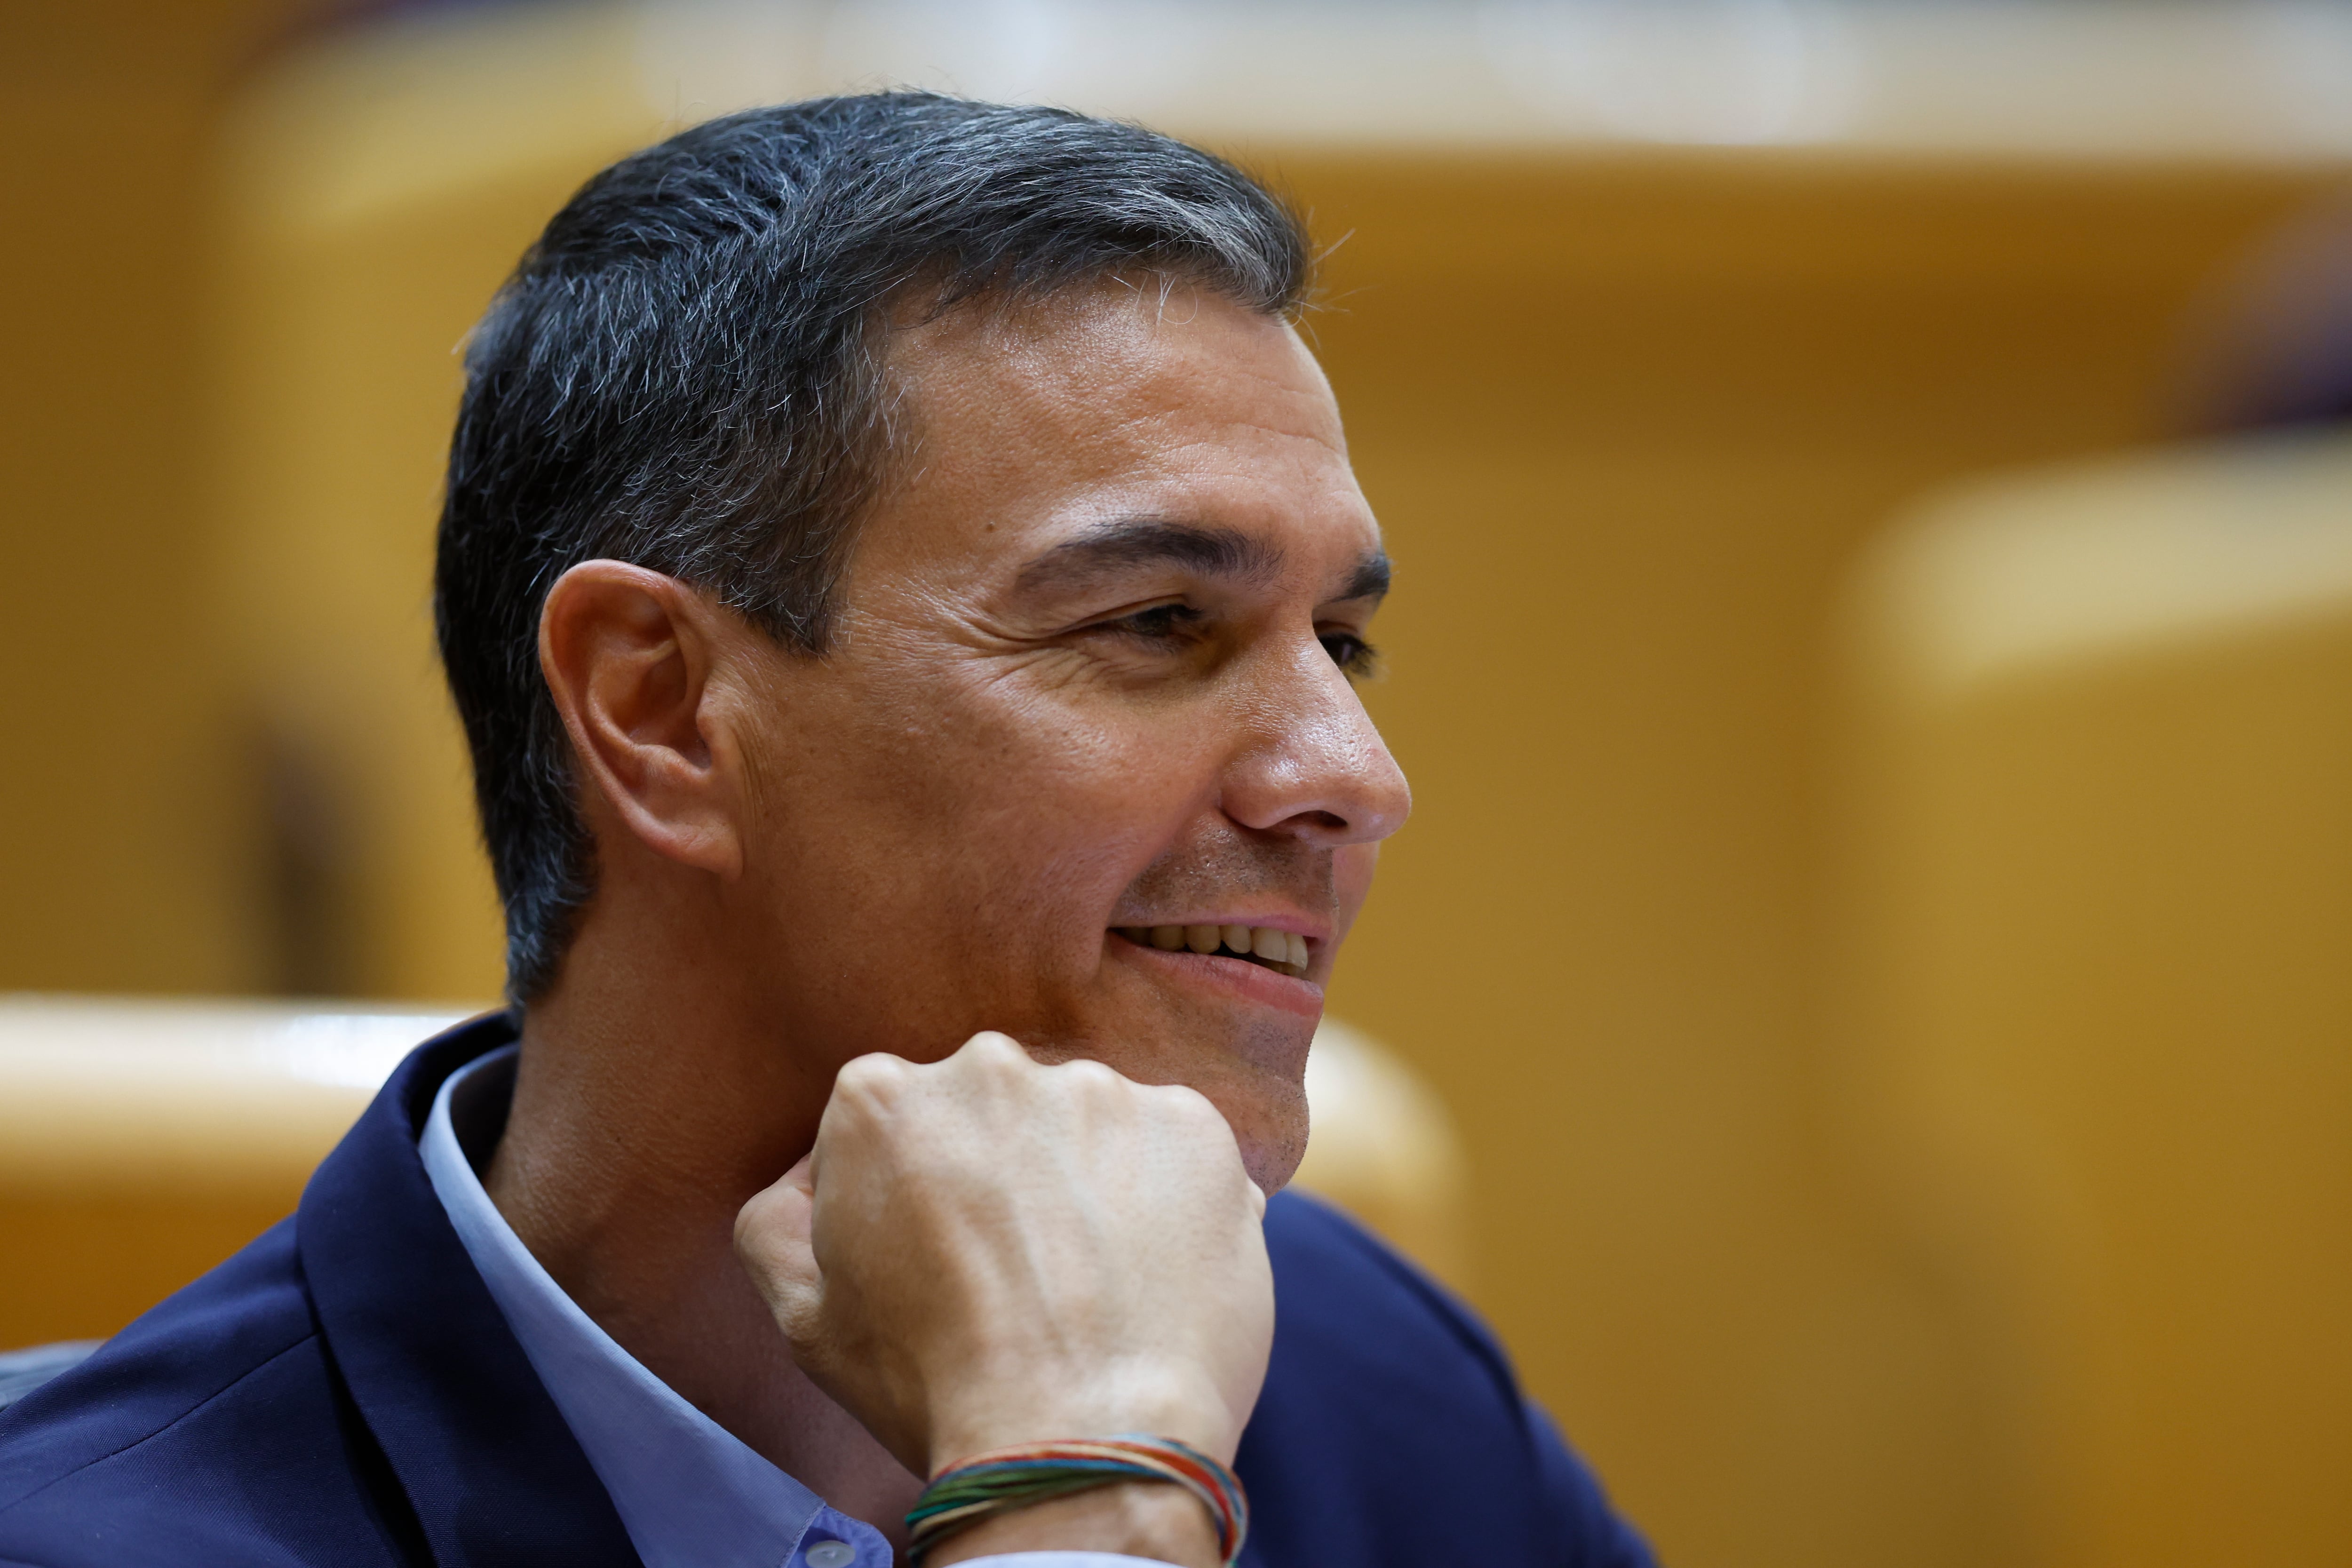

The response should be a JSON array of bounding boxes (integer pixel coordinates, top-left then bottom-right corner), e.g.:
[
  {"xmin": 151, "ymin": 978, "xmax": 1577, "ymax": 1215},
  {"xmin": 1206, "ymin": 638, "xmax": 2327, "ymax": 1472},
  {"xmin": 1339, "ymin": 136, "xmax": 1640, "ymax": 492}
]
[
  {"xmin": 734, "ymin": 1154, "xmax": 820, "ymax": 1316},
  {"xmin": 956, "ymin": 1029, "xmax": 1032, "ymax": 1067}
]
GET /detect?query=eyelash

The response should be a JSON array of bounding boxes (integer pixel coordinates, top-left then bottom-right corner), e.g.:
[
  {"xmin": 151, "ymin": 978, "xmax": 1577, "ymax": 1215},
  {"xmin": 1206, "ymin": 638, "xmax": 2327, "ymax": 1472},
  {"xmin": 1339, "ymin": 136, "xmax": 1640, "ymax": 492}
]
[
  {"xmin": 1321, "ymin": 632, "xmax": 1380, "ymax": 679},
  {"xmin": 1093, "ymin": 604, "xmax": 1380, "ymax": 678},
  {"xmin": 1107, "ymin": 602, "xmax": 1206, "ymax": 642}
]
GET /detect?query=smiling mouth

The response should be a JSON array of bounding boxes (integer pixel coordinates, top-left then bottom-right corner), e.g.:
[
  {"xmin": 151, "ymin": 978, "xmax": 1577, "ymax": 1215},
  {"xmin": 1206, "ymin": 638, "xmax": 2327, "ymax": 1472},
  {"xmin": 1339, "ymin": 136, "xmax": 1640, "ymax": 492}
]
[{"xmin": 1114, "ymin": 924, "xmax": 1312, "ymax": 979}]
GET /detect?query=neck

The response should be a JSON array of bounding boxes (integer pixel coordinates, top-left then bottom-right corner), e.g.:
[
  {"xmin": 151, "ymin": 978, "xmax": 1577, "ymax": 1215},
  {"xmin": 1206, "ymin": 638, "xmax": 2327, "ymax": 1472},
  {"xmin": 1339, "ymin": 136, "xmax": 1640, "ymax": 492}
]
[{"xmin": 484, "ymin": 909, "xmax": 922, "ymax": 1532}]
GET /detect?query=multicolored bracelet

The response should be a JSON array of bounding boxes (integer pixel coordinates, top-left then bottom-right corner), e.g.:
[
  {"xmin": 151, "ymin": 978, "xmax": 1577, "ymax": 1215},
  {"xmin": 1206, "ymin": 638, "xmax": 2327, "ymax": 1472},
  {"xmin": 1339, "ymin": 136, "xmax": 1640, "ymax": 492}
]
[{"xmin": 905, "ymin": 1434, "xmax": 1249, "ymax": 1565}]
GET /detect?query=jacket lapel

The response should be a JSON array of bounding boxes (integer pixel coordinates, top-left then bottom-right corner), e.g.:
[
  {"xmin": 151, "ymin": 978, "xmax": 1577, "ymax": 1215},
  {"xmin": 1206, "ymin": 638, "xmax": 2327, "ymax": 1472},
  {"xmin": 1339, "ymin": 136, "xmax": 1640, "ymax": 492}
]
[{"xmin": 297, "ymin": 1014, "xmax": 643, "ymax": 1568}]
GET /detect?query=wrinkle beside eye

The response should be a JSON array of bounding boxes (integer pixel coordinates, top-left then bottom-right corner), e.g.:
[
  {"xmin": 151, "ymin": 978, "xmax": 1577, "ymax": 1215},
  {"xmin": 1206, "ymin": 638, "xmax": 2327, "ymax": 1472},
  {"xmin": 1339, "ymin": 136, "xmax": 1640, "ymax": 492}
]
[{"xmin": 977, "ymin": 642, "xmax": 1141, "ymax": 698}]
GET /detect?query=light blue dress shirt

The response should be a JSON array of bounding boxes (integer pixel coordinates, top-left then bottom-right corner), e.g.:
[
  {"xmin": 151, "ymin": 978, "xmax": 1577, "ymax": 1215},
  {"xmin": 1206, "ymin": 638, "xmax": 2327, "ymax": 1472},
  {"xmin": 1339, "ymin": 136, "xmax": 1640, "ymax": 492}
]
[{"xmin": 421, "ymin": 1046, "xmax": 1168, "ymax": 1568}]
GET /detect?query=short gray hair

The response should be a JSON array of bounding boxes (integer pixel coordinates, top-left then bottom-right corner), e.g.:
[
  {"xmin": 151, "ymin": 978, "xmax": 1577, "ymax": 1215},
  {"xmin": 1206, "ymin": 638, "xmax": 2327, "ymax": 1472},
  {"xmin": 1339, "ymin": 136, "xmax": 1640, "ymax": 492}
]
[{"xmin": 434, "ymin": 93, "xmax": 1312, "ymax": 1002}]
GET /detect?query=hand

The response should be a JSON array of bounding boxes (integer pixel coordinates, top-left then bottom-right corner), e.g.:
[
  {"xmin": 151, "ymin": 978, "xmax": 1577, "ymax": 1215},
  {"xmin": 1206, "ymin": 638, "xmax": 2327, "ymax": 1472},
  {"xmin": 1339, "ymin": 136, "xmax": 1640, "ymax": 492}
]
[{"xmin": 734, "ymin": 1032, "xmax": 1273, "ymax": 1529}]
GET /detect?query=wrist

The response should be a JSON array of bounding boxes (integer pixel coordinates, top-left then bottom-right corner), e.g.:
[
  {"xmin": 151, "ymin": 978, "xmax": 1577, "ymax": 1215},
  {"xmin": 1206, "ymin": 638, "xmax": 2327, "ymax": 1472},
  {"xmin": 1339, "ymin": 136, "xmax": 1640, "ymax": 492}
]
[{"xmin": 926, "ymin": 1368, "xmax": 1237, "ymax": 1473}]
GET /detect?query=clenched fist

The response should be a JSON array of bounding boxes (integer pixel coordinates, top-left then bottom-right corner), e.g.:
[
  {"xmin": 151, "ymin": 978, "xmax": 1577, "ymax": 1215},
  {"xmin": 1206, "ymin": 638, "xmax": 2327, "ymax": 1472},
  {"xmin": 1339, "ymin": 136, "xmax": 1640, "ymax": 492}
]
[{"xmin": 734, "ymin": 1032, "xmax": 1274, "ymax": 1561}]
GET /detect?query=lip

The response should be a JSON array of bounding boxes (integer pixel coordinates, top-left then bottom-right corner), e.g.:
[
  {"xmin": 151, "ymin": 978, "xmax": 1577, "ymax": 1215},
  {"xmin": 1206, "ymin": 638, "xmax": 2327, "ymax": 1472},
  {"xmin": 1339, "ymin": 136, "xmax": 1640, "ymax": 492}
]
[{"xmin": 1107, "ymin": 931, "xmax": 1326, "ymax": 1020}]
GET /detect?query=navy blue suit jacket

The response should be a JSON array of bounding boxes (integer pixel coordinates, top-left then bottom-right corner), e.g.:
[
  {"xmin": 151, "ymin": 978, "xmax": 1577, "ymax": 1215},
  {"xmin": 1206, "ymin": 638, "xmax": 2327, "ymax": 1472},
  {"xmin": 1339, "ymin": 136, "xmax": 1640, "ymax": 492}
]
[{"xmin": 0, "ymin": 1016, "xmax": 1652, "ymax": 1567}]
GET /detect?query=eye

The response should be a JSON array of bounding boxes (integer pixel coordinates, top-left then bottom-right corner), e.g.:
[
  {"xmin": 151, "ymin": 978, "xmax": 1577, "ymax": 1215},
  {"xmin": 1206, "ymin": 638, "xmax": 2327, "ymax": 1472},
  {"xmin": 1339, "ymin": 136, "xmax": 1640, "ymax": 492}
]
[
  {"xmin": 1320, "ymin": 630, "xmax": 1380, "ymax": 679},
  {"xmin": 1092, "ymin": 600, "xmax": 1206, "ymax": 644}
]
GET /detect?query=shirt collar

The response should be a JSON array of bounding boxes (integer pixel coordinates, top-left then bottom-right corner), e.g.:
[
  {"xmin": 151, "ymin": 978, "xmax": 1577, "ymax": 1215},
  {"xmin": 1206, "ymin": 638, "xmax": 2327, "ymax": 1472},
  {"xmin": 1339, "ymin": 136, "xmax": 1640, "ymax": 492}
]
[{"xmin": 419, "ymin": 1045, "xmax": 891, "ymax": 1568}]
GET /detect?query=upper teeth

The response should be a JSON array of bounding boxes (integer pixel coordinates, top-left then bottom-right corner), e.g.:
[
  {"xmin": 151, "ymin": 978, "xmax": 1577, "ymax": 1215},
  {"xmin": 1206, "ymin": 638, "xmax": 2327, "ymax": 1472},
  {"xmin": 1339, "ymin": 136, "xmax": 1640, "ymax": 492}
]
[{"xmin": 1120, "ymin": 924, "xmax": 1311, "ymax": 978}]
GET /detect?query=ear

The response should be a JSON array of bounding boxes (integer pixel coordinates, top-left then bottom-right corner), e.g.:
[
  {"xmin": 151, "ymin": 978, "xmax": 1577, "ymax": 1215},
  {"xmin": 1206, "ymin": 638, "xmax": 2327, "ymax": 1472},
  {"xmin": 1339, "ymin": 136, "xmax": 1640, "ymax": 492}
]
[{"xmin": 538, "ymin": 560, "xmax": 745, "ymax": 879}]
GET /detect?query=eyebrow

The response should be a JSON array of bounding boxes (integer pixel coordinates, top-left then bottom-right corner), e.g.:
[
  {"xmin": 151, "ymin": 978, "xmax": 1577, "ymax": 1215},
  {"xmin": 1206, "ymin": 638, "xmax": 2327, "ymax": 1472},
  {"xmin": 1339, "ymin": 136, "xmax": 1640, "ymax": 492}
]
[
  {"xmin": 1339, "ymin": 549, "xmax": 1391, "ymax": 603},
  {"xmin": 1015, "ymin": 517, "xmax": 1280, "ymax": 595},
  {"xmin": 1014, "ymin": 515, "xmax": 1391, "ymax": 604}
]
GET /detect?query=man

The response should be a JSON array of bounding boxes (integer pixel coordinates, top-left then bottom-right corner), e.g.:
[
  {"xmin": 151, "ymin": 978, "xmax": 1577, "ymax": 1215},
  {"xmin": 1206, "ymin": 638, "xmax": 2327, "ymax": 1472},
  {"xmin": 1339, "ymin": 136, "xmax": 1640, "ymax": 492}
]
[{"xmin": 0, "ymin": 96, "xmax": 1652, "ymax": 1567}]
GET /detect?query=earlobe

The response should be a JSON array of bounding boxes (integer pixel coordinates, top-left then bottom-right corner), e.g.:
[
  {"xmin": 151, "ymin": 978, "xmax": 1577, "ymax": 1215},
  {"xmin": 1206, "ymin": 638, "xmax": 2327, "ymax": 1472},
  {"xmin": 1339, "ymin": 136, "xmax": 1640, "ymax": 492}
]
[{"xmin": 539, "ymin": 560, "xmax": 747, "ymax": 879}]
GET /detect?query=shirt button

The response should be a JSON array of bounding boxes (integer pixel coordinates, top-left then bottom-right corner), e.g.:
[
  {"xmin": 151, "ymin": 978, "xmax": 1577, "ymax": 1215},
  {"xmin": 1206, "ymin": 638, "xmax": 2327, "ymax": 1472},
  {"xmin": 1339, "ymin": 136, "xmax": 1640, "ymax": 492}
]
[{"xmin": 804, "ymin": 1541, "xmax": 857, "ymax": 1568}]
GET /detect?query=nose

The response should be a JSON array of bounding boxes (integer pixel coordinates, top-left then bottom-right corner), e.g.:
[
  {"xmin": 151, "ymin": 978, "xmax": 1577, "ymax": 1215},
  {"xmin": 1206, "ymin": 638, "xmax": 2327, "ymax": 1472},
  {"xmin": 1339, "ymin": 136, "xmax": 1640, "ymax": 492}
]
[{"xmin": 1220, "ymin": 639, "xmax": 1412, "ymax": 847}]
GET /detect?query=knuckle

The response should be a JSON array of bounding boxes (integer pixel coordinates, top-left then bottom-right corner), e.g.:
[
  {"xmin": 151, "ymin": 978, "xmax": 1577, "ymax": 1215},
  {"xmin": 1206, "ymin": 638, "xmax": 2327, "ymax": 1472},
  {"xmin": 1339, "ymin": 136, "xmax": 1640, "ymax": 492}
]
[
  {"xmin": 963, "ymin": 1031, "xmax": 1029, "ymax": 1074},
  {"xmin": 834, "ymin": 1052, "xmax": 911, "ymax": 1104},
  {"xmin": 835, "ymin": 1052, "xmax": 897, "ymax": 1089},
  {"xmin": 1060, "ymin": 1057, "xmax": 1121, "ymax": 1093},
  {"xmin": 1152, "ymin": 1081, "xmax": 1224, "ymax": 1128}
]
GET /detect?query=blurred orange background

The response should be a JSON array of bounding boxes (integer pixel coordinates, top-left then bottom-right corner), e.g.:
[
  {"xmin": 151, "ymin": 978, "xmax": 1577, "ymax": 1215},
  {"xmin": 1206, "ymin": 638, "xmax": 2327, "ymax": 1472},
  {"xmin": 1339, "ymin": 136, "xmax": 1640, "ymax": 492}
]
[{"xmin": 5, "ymin": 4, "xmax": 2350, "ymax": 1566}]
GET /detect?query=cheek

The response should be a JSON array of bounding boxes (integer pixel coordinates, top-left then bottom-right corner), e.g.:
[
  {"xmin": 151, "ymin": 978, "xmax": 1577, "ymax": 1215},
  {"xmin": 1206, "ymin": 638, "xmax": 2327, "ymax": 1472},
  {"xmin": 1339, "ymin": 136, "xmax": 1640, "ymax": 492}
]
[
  {"xmin": 990, "ymin": 711, "xmax": 1220, "ymax": 923},
  {"xmin": 845, "ymin": 672, "xmax": 1221, "ymax": 928}
]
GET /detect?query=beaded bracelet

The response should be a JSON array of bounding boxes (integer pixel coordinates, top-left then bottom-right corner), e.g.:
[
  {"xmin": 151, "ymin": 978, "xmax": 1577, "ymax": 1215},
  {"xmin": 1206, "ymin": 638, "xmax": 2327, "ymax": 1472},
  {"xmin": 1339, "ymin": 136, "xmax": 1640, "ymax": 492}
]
[{"xmin": 904, "ymin": 1434, "xmax": 1249, "ymax": 1565}]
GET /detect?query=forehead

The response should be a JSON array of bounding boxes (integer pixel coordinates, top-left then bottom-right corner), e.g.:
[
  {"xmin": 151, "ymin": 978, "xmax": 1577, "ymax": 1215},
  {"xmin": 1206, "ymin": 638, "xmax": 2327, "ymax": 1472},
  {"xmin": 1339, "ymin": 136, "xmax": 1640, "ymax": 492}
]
[{"xmin": 858, "ymin": 282, "xmax": 1377, "ymax": 587}]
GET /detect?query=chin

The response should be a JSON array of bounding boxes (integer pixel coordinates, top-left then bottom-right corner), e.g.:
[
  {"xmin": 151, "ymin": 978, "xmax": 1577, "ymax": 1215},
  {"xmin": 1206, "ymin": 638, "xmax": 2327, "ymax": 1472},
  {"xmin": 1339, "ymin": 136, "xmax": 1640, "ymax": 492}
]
[
  {"xmin": 1222, "ymin": 1076, "xmax": 1311, "ymax": 1194},
  {"xmin": 1241, "ymin": 1137, "xmax": 1307, "ymax": 1195},
  {"xmin": 1031, "ymin": 964, "xmax": 1316, "ymax": 1187}
]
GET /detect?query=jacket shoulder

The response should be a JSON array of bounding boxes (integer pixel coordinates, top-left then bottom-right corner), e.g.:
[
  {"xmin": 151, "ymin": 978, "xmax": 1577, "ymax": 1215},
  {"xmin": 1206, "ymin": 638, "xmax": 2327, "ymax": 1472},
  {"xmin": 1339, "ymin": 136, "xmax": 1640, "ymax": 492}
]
[
  {"xmin": 1260, "ymin": 1186, "xmax": 1525, "ymax": 1408},
  {"xmin": 0, "ymin": 1219, "xmax": 418, "ymax": 1567},
  {"xmin": 1244, "ymin": 1190, "xmax": 1653, "ymax": 1568}
]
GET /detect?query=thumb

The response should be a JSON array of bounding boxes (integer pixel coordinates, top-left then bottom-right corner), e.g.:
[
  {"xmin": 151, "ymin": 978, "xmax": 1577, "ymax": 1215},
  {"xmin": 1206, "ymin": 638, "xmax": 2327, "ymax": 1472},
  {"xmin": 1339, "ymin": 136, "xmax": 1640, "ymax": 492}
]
[{"xmin": 734, "ymin": 1151, "xmax": 822, "ymax": 1340}]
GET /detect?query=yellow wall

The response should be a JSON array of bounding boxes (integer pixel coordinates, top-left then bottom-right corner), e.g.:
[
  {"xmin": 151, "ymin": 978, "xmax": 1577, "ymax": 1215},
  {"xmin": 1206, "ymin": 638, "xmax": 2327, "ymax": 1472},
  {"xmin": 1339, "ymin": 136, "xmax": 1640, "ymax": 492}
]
[
  {"xmin": 1295, "ymin": 151, "xmax": 2340, "ymax": 1567},
  {"xmin": 5, "ymin": 7, "xmax": 2349, "ymax": 1565},
  {"xmin": 208, "ymin": 12, "xmax": 666, "ymax": 1000},
  {"xmin": 0, "ymin": 0, "xmax": 302, "ymax": 996},
  {"xmin": 1832, "ymin": 436, "xmax": 2352, "ymax": 1567}
]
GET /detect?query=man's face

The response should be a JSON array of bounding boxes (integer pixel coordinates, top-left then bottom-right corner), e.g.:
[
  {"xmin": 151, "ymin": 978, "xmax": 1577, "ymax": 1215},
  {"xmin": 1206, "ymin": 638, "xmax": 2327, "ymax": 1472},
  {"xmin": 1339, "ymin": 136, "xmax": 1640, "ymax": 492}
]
[{"xmin": 724, "ymin": 282, "xmax": 1408, "ymax": 1188}]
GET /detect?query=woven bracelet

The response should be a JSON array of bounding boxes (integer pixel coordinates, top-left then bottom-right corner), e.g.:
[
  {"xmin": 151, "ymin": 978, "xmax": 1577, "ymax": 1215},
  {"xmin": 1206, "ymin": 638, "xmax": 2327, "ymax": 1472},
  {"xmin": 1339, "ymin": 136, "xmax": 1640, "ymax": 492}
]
[{"xmin": 905, "ymin": 1434, "xmax": 1249, "ymax": 1566}]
